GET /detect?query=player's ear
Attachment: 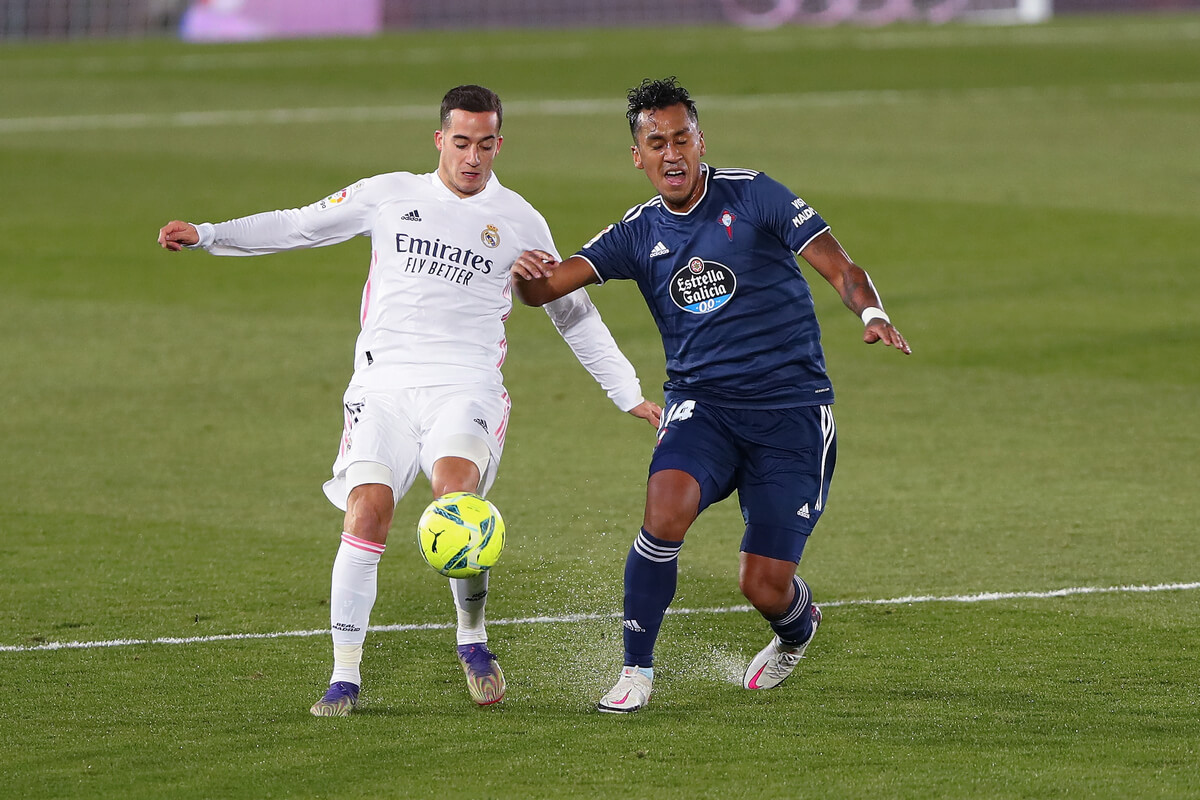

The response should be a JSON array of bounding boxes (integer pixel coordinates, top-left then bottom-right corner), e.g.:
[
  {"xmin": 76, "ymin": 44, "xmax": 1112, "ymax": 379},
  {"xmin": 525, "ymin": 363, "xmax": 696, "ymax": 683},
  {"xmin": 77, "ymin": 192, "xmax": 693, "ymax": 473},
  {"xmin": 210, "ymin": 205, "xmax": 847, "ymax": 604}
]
[
  {"xmin": 631, "ymin": 144, "xmax": 644, "ymax": 171},
  {"xmin": 494, "ymin": 135, "xmax": 503, "ymax": 154},
  {"xmin": 698, "ymin": 130, "xmax": 706, "ymax": 157},
  {"xmin": 434, "ymin": 129, "xmax": 444, "ymax": 152}
]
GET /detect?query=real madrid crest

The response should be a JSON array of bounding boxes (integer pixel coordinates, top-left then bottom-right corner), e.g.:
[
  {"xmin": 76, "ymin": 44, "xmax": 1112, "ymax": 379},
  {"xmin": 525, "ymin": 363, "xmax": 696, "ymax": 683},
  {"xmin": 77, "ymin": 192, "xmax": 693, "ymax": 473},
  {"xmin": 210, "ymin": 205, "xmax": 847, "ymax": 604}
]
[{"xmin": 481, "ymin": 224, "xmax": 500, "ymax": 249}]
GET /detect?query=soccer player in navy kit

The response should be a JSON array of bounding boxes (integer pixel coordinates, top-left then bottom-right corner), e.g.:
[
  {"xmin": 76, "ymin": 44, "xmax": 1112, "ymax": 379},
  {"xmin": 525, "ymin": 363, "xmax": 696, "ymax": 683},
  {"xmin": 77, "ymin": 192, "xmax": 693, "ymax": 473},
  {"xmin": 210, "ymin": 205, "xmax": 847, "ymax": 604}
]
[{"xmin": 511, "ymin": 78, "xmax": 910, "ymax": 713}]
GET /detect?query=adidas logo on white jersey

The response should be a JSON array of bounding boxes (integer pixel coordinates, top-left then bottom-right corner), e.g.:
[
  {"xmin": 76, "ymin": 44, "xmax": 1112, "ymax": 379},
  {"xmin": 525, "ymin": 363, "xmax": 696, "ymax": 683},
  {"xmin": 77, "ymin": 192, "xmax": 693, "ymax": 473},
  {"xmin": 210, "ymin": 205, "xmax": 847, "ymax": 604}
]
[
  {"xmin": 401, "ymin": 209, "xmax": 422, "ymax": 222},
  {"xmin": 649, "ymin": 241, "xmax": 669, "ymax": 257},
  {"xmin": 796, "ymin": 503, "xmax": 811, "ymax": 519}
]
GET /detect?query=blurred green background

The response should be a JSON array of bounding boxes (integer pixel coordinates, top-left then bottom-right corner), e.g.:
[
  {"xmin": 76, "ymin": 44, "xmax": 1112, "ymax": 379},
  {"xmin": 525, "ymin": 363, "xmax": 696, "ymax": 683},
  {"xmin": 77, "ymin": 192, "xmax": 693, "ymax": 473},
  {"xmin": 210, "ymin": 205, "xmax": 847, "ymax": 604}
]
[{"xmin": 1, "ymin": 15, "xmax": 1197, "ymax": 799}]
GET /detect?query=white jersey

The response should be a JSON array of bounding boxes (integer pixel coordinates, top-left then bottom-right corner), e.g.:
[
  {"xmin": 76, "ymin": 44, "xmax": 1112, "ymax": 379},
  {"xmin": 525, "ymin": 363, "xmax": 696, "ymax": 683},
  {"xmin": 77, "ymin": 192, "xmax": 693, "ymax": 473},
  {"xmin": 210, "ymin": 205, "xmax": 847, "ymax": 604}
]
[{"xmin": 192, "ymin": 171, "xmax": 644, "ymax": 410}]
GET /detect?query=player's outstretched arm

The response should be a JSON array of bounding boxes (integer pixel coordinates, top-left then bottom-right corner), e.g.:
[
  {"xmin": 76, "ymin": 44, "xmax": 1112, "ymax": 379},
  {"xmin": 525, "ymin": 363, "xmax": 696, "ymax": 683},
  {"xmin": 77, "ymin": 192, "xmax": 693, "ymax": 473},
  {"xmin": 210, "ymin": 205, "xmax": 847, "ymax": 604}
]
[
  {"xmin": 511, "ymin": 250, "xmax": 598, "ymax": 307},
  {"xmin": 800, "ymin": 231, "xmax": 911, "ymax": 355},
  {"xmin": 157, "ymin": 220, "xmax": 199, "ymax": 251}
]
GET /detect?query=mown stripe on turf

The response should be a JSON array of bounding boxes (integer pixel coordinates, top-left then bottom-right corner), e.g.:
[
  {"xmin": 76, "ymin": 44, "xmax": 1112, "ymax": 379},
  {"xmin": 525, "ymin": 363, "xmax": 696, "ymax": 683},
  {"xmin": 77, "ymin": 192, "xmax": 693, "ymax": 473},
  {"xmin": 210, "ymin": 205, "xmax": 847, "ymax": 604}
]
[
  {"xmin": 2, "ymin": 83, "xmax": 1199, "ymax": 135},
  {"xmin": 1, "ymin": 19, "xmax": 1196, "ymax": 77},
  {"xmin": 1, "ymin": 581, "xmax": 1196, "ymax": 654}
]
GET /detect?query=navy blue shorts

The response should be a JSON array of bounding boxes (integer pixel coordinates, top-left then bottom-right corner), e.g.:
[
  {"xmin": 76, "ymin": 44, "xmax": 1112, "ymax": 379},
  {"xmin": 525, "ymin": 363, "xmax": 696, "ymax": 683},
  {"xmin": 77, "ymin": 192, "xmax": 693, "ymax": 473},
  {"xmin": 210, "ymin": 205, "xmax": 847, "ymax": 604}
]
[{"xmin": 649, "ymin": 396, "xmax": 836, "ymax": 563}]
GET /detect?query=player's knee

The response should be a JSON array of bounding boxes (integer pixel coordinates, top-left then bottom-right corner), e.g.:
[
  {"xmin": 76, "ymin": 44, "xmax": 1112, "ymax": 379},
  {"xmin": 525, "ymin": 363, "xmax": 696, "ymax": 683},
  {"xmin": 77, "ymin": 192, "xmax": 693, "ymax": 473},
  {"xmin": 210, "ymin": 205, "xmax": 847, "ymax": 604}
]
[
  {"xmin": 739, "ymin": 572, "xmax": 793, "ymax": 617},
  {"xmin": 643, "ymin": 470, "xmax": 700, "ymax": 540},
  {"xmin": 642, "ymin": 503, "xmax": 694, "ymax": 540},
  {"xmin": 431, "ymin": 436, "xmax": 491, "ymax": 496},
  {"xmin": 344, "ymin": 482, "xmax": 395, "ymax": 542}
]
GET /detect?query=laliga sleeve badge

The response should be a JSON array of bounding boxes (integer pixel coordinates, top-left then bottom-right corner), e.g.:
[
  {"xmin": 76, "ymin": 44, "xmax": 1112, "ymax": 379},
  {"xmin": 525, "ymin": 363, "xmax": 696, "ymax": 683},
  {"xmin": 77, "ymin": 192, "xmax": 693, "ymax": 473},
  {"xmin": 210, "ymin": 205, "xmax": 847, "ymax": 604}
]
[
  {"xmin": 481, "ymin": 224, "xmax": 500, "ymax": 248},
  {"xmin": 718, "ymin": 209, "xmax": 736, "ymax": 241},
  {"xmin": 317, "ymin": 183, "xmax": 357, "ymax": 212}
]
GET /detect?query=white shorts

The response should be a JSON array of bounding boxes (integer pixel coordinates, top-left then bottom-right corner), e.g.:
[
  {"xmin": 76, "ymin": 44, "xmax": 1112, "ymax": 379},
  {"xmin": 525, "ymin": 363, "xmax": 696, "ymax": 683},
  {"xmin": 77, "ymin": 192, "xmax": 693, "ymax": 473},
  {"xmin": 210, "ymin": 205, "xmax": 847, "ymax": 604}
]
[{"xmin": 321, "ymin": 383, "xmax": 511, "ymax": 511}]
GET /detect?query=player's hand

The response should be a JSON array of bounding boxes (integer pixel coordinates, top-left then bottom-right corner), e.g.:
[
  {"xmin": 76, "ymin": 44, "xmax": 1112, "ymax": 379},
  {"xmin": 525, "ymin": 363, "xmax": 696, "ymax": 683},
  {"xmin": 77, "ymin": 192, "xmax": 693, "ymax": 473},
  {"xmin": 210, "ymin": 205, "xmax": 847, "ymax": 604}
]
[
  {"xmin": 511, "ymin": 249, "xmax": 559, "ymax": 280},
  {"xmin": 628, "ymin": 399, "xmax": 663, "ymax": 428},
  {"xmin": 865, "ymin": 320, "xmax": 911, "ymax": 355},
  {"xmin": 157, "ymin": 220, "xmax": 199, "ymax": 251}
]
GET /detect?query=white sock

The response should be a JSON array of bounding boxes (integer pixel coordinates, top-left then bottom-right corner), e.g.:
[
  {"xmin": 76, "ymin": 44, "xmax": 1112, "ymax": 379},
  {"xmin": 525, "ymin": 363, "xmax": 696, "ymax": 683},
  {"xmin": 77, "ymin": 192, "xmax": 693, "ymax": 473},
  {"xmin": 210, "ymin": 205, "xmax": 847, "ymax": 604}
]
[
  {"xmin": 450, "ymin": 572, "xmax": 489, "ymax": 646},
  {"xmin": 328, "ymin": 532, "xmax": 385, "ymax": 686}
]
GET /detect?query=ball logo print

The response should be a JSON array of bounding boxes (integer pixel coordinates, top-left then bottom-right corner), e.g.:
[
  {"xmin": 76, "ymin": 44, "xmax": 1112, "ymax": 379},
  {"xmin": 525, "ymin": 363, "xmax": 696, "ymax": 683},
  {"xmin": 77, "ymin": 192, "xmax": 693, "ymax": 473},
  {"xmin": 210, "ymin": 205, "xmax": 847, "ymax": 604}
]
[{"xmin": 417, "ymin": 492, "xmax": 505, "ymax": 578}]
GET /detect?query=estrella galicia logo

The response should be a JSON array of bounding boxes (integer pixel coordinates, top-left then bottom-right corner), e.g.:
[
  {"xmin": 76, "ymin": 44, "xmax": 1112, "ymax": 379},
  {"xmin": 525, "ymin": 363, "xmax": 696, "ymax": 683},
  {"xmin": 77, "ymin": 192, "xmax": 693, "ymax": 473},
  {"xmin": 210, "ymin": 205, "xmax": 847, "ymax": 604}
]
[{"xmin": 669, "ymin": 257, "xmax": 736, "ymax": 314}]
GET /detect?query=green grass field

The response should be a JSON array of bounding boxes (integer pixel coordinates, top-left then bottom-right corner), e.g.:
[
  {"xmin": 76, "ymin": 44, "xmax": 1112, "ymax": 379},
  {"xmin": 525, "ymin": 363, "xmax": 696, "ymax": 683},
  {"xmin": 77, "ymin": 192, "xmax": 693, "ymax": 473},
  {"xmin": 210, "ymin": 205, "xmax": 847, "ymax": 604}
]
[{"xmin": 2, "ymin": 14, "xmax": 1199, "ymax": 799}]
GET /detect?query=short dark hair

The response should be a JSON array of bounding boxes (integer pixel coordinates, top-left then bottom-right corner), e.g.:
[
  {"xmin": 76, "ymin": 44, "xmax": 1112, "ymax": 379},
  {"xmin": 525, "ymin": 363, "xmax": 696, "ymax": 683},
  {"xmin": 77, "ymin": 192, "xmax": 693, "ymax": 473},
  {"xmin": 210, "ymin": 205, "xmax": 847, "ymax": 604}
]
[
  {"xmin": 626, "ymin": 77, "xmax": 698, "ymax": 140},
  {"xmin": 440, "ymin": 85, "xmax": 503, "ymax": 131}
]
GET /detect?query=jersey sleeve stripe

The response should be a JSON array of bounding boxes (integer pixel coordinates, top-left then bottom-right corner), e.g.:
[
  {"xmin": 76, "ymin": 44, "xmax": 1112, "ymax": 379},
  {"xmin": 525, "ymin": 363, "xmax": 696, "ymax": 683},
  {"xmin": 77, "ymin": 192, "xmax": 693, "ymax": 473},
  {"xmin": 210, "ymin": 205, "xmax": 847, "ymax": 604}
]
[
  {"xmin": 575, "ymin": 253, "xmax": 606, "ymax": 284},
  {"xmin": 794, "ymin": 224, "xmax": 831, "ymax": 254},
  {"xmin": 712, "ymin": 167, "xmax": 760, "ymax": 179}
]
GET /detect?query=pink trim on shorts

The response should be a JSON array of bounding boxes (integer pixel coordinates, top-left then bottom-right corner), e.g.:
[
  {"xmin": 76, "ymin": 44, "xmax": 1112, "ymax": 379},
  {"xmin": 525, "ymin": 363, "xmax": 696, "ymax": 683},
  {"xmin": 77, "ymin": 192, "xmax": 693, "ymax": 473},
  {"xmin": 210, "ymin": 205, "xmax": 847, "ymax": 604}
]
[{"xmin": 494, "ymin": 392, "xmax": 512, "ymax": 447}]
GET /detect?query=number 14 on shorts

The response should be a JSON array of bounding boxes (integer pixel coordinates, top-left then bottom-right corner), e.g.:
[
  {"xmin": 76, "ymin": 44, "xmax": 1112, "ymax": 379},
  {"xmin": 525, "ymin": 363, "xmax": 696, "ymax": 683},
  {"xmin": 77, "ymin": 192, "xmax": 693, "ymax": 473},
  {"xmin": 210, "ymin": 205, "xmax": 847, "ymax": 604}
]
[{"xmin": 657, "ymin": 399, "xmax": 695, "ymax": 444}]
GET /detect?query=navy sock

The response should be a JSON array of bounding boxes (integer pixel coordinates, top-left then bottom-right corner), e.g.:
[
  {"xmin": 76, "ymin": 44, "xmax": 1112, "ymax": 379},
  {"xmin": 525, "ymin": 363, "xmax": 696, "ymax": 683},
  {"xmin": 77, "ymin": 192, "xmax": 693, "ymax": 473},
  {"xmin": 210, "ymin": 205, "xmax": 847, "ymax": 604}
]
[
  {"xmin": 768, "ymin": 576, "xmax": 814, "ymax": 647},
  {"xmin": 622, "ymin": 528, "xmax": 682, "ymax": 668}
]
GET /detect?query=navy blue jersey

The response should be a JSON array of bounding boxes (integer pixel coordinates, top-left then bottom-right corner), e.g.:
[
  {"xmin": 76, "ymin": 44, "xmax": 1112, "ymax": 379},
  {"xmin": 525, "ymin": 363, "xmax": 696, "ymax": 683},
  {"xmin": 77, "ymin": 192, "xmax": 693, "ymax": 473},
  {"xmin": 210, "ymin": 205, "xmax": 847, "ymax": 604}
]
[{"xmin": 576, "ymin": 165, "xmax": 834, "ymax": 408}]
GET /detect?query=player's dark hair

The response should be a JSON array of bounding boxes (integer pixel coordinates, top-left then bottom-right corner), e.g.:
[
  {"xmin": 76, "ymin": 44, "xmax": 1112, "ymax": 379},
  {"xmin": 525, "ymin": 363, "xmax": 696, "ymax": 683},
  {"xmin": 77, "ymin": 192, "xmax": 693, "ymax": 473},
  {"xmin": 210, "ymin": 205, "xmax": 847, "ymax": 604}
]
[
  {"xmin": 626, "ymin": 77, "xmax": 698, "ymax": 140},
  {"xmin": 440, "ymin": 85, "xmax": 503, "ymax": 131}
]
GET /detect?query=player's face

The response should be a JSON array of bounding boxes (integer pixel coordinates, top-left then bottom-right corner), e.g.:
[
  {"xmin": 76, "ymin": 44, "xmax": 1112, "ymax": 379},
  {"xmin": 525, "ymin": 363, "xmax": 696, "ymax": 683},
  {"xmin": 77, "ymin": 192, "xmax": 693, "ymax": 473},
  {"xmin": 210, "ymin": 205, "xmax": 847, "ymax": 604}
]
[
  {"xmin": 631, "ymin": 103, "xmax": 706, "ymax": 213},
  {"xmin": 435, "ymin": 109, "xmax": 503, "ymax": 198}
]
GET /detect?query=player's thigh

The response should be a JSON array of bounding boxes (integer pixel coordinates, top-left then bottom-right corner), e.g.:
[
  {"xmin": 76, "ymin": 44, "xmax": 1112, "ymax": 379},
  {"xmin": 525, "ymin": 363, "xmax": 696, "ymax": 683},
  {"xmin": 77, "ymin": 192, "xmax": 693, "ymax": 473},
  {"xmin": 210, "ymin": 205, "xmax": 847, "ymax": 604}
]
[
  {"xmin": 650, "ymin": 396, "xmax": 740, "ymax": 521},
  {"xmin": 736, "ymin": 404, "xmax": 837, "ymax": 562},
  {"xmin": 417, "ymin": 384, "xmax": 510, "ymax": 496},
  {"xmin": 323, "ymin": 387, "xmax": 423, "ymax": 512}
]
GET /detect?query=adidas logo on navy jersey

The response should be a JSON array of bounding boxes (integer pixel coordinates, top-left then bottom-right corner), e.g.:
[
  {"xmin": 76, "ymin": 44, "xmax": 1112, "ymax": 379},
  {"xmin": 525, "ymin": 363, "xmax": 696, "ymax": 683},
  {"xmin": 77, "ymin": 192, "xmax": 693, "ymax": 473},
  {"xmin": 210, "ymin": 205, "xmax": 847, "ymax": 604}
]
[
  {"xmin": 796, "ymin": 503, "xmax": 811, "ymax": 519},
  {"xmin": 401, "ymin": 209, "xmax": 422, "ymax": 222},
  {"xmin": 649, "ymin": 241, "xmax": 670, "ymax": 258}
]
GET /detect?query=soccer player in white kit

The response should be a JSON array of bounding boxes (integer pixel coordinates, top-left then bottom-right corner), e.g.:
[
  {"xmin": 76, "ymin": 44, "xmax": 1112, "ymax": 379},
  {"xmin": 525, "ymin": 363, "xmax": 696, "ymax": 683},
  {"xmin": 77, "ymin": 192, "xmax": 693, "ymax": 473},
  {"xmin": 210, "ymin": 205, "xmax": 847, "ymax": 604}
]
[{"xmin": 157, "ymin": 85, "xmax": 661, "ymax": 715}]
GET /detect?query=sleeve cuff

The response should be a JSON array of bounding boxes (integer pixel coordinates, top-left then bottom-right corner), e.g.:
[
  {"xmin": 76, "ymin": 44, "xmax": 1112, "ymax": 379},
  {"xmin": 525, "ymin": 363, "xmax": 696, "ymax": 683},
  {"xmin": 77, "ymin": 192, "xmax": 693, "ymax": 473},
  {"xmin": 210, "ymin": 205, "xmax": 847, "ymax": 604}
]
[
  {"xmin": 609, "ymin": 383, "xmax": 645, "ymax": 413},
  {"xmin": 188, "ymin": 222, "xmax": 215, "ymax": 250}
]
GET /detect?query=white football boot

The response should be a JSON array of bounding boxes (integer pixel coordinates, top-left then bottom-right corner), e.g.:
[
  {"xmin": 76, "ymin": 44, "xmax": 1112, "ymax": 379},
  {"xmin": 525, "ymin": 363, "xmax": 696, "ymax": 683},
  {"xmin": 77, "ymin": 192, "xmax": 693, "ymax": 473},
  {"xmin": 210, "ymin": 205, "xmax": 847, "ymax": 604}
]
[
  {"xmin": 743, "ymin": 605, "xmax": 822, "ymax": 690},
  {"xmin": 597, "ymin": 666, "xmax": 654, "ymax": 713}
]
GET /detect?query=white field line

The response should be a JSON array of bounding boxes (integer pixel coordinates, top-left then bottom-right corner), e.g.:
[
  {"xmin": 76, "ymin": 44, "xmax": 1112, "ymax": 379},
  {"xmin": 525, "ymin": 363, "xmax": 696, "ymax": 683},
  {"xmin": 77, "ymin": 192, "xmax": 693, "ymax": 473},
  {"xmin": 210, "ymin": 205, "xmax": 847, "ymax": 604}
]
[
  {"xmin": 2, "ymin": 580, "xmax": 1196, "ymax": 654},
  {"xmin": 1, "ymin": 82, "xmax": 1198, "ymax": 135}
]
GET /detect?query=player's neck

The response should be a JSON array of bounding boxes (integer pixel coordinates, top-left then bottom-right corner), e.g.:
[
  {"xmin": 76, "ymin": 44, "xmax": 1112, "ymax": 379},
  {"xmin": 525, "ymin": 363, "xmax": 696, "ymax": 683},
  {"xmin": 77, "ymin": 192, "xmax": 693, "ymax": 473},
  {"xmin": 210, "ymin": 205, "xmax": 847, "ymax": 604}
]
[
  {"xmin": 435, "ymin": 167, "xmax": 491, "ymax": 199},
  {"xmin": 660, "ymin": 164, "xmax": 708, "ymax": 214}
]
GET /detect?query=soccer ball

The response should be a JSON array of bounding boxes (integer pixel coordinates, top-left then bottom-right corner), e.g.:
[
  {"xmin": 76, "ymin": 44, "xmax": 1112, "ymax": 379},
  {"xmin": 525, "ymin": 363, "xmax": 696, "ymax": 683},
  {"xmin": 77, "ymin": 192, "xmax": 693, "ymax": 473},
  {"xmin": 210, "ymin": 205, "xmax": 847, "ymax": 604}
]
[{"xmin": 417, "ymin": 492, "xmax": 505, "ymax": 578}]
